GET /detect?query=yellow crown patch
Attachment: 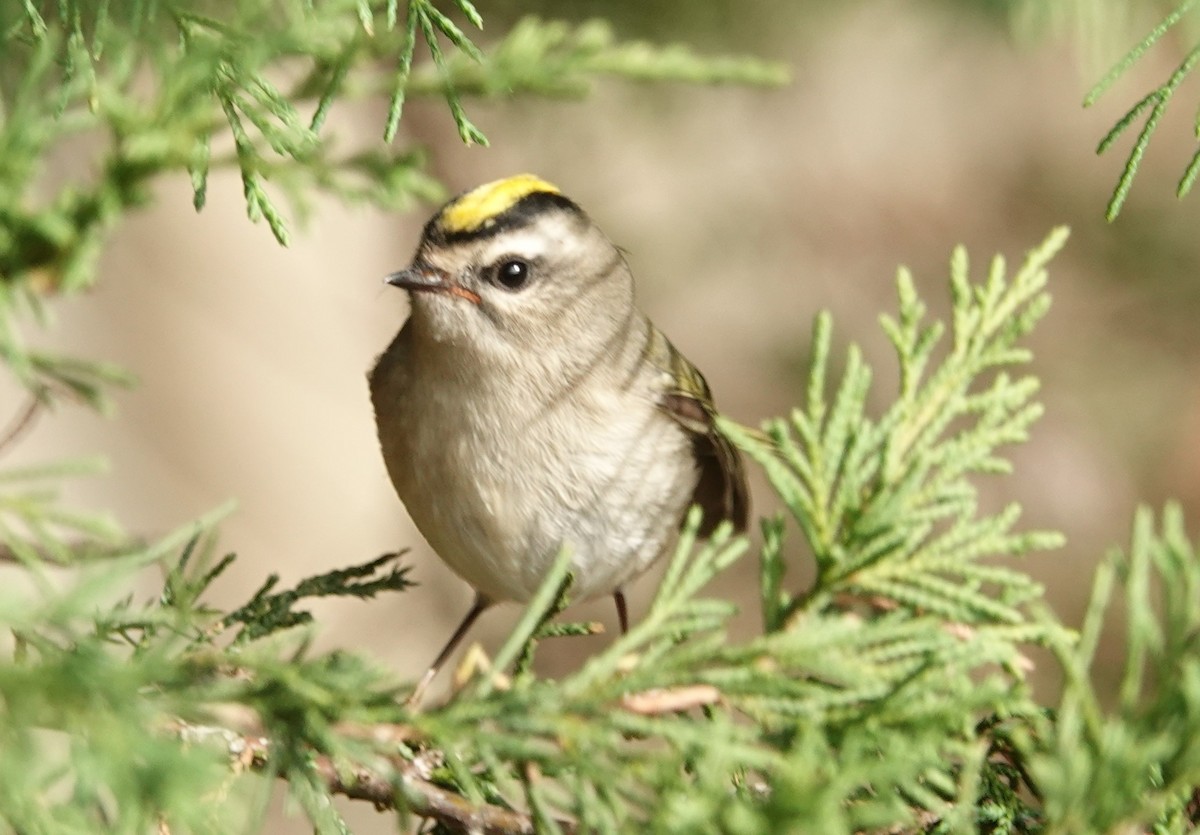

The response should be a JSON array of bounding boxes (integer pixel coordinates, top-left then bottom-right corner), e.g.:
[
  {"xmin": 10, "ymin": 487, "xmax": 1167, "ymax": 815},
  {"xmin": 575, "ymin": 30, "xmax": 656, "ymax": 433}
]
[{"xmin": 436, "ymin": 174, "xmax": 561, "ymax": 235}]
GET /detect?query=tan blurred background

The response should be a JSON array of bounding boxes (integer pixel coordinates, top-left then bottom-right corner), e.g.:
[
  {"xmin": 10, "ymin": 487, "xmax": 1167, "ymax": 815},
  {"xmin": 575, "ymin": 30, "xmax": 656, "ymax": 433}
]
[{"xmin": 6, "ymin": 3, "xmax": 1200, "ymax": 829}]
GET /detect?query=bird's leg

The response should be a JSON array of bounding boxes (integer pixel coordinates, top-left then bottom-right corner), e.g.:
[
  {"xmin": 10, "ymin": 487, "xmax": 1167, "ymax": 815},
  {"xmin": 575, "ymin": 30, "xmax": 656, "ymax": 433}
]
[
  {"xmin": 407, "ymin": 594, "xmax": 490, "ymax": 708},
  {"xmin": 613, "ymin": 589, "xmax": 629, "ymax": 634}
]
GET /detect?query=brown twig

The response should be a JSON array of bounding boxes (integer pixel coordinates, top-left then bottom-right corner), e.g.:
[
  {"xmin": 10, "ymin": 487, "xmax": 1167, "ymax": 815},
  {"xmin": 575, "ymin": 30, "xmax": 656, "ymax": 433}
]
[
  {"xmin": 1185, "ymin": 787, "xmax": 1200, "ymax": 826},
  {"xmin": 173, "ymin": 681, "xmax": 745, "ymax": 833},
  {"xmin": 0, "ymin": 394, "xmax": 43, "ymax": 457},
  {"xmin": 619, "ymin": 684, "xmax": 721, "ymax": 715},
  {"xmin": 174, "ymin": 714, "xmax": 574, "ymax": 835}
]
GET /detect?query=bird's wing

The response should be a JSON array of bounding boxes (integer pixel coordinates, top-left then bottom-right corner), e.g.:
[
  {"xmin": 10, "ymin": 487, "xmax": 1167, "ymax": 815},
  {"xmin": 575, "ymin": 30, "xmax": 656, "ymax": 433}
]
[{"xmin": 648, "ymin": 328, "xmax": 750, "ymax": 537}]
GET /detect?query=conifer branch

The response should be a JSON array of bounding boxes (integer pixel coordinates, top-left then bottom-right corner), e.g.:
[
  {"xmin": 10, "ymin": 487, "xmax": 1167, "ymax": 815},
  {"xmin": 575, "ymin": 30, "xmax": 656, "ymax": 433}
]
[
  {"xmin": 180, "ymin": 716, "xmax": 561, "ymax": 835},
  {"xmin": 721, "ymin": 229, "xmax": 1070, "ymax": 635},
  {"xmin": 1083, "ymin": 0, "xmax": 1200, "ymax": 217},
  {"xmin": 1028, "ymin": 503, "xmax": 1200, "ymax": 832}
]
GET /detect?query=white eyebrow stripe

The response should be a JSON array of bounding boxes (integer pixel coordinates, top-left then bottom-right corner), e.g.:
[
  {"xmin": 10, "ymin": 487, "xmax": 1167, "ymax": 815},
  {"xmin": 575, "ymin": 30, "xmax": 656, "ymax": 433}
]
[{"xmin": 479, "ymin": 215, "xmax": 580, "ymax": 262}]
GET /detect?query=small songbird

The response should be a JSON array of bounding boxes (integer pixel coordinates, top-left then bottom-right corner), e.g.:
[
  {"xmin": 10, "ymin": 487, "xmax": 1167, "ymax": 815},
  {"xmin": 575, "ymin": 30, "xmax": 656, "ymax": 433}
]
[{"xmin": 369, "ymin": 174, "xmax": 748, "ymax": 701}]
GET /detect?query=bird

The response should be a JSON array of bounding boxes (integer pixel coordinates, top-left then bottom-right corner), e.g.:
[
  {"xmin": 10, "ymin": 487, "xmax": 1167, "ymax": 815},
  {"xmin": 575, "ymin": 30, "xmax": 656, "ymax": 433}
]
[{"xmin": 369, "ymin": 174, "xmax": 748, "ymax": 702}]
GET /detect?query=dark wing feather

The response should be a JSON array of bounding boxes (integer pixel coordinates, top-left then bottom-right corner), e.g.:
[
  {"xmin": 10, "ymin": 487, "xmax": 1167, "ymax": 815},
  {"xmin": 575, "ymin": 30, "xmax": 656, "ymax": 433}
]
[{"xmin": 653, "ymin": 331, "xmax": 750, "ymax": 537}]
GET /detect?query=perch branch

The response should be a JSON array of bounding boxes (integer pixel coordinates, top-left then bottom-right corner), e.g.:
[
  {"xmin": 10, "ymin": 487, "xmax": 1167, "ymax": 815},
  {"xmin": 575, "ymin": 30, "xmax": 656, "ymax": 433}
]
[{"xmin": 174, "ymin": 711, "xmax": 574, "ymax": 835}]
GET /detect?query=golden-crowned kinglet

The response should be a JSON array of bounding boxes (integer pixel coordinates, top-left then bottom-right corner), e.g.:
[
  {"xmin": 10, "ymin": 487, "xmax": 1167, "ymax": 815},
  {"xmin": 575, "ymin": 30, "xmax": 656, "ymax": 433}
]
[{"xmin": 370, "ymin": 174, "xmax": 748, "ymax": 701}]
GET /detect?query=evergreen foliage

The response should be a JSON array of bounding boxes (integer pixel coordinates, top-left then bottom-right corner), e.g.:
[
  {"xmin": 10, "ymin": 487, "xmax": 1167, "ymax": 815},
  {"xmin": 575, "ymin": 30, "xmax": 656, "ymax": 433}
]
[
  {"xmin": 1080, "ymin": 0, "xmax": 1200, "ymax": 218},
  {"xmin": 1031, "ymin": 503, "xmax": 1200, "ymax": 833},
  {"xmin": 2, "ymin": 3, "xmax": 1200, "ymax": 834}
]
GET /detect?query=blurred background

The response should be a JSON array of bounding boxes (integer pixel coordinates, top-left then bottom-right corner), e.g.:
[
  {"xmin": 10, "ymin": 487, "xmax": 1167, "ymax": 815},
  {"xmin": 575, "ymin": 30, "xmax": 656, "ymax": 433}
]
[{"xmin": 5, "ymin": 2, "xmax": 1200, "ymax": 828}]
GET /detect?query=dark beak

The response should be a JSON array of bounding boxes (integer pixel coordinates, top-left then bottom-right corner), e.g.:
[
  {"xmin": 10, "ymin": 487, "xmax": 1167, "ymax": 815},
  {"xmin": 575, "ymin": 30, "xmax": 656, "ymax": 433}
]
[
  {"xmin": 384, "ymin": 266, "xmax": 481, "ymax": 305},
  {"xmin": 386, "ymin": 266, "xmax": 446, "ymax": 291}
]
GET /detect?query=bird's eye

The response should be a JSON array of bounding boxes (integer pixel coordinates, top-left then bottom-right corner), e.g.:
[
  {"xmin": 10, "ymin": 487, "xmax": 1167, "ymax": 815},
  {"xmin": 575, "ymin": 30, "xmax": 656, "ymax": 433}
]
[{"xmin": 492, "ymin": 258, "xmax": 531, "ymax": 291}]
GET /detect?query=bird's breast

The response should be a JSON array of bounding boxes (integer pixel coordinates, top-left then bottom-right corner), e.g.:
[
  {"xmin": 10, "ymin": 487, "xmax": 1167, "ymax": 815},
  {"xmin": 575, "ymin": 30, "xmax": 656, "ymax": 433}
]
[{"xmin": 372, "ymin": 344, "xmax": 697, "ymax": 603}]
